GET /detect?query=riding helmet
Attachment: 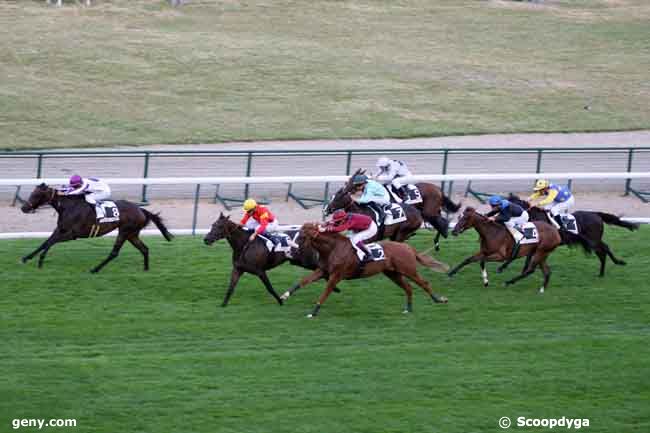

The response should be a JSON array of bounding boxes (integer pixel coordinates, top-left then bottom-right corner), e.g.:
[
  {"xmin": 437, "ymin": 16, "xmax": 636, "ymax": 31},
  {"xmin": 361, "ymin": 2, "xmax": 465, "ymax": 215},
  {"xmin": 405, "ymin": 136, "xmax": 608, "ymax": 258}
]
[
  {"xmin": 534, "ymin": 179, "xmax": 550, "ymax": 191},
  {"xmin": 488, "ymin": 195, "xmax": 503, "ymax": 206},
  {"xmin": 243, "ymin": 199, "xmax": 257, "ymax": 212}
]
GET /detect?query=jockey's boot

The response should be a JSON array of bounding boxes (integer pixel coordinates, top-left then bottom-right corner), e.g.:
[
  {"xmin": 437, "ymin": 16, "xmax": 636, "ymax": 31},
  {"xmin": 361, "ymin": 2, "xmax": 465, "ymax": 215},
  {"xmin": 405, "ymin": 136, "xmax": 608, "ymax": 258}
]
[
  {"xmin": 356, "ymin": 241, "xmax": 372, "ymax": 263},
  {"xmin": 553, "ymin": 214, "xmax": 565, "ymax": 230},
  {"xmin": 510, "ymin": 241, "xmax": 521, "ymax": 261}
]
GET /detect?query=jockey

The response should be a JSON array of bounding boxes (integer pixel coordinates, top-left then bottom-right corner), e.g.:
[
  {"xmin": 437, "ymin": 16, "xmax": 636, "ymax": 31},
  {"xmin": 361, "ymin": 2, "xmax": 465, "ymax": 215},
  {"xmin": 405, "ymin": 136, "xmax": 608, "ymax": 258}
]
[
  {"xmin": 320, "ymin": 209, "xmax": 377, "ymax": 262},
  {"xmin": 375, "ymin": 157, "xmax": 413, "ymax": 201},
  {"xmin": 241, "ymin": 199, "xmax": 279, "ymax": 242},
  {"xmin": 528, "ymin": 179, "xmax": 575, "ymax": 229},
  {"xmin": 61, "ymin": 175, "xmax": 111, "ymax": 220},
  {"xmin": 486, "ymin": 195, "xmax": 529, "ymax": 261},
  {"xmin": 350, "ymin": 174, "xmax": 391, "ymax": 224}
]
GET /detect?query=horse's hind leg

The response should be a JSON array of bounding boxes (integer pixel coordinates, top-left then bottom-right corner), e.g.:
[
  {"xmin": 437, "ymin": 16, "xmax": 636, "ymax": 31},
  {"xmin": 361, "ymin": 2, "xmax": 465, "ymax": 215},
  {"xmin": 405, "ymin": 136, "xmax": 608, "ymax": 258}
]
[
  {"xmin": 384, "ymin": 271, "xmax": 414, "ymax": 313},
  {"xmin": 539, "ymin": 260, "xmax": 552, "ymax": 294},
  {"xmin": 505, "ymin": 251, "xmax": 543, "ymax": 286},
  {"xmin": 127, "ymin": 235, "xmax": 149, "ymax": 271},
  {"xmin": 595, "ymin": 246, "xmax": 607, "ymax": 277},
  {"xmin": 257, "ymin": 271, "xmax": 283, "ymax": 306},
  {"xmin": 406, "ymin": 271, "xmax": 448, "ymax": 304},
  {"xmin": 602, "ymin": 241, "xmax": 626, "ymax": 266},
  {"xmin": 90, "ymin": 233, "xmax": 127, "ymax": 273},
  {"xmin": 480, "ymin": 260, "xmax": 489, "ymax": 287}
]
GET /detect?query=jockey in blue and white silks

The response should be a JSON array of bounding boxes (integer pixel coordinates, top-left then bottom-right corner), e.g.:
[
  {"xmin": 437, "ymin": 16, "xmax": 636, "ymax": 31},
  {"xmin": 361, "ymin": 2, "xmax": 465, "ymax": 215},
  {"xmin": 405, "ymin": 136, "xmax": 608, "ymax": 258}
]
[{"xmin": 62, "ymin": 175, "xmax": 112, "ymax": 220}]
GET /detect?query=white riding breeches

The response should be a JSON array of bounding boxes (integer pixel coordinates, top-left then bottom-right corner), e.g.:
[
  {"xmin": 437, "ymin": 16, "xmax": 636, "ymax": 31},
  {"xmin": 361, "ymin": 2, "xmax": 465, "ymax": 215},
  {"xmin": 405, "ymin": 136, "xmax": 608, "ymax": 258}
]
[
  {"xmin": 391, "ymin": 172, "xmax": 412, "ymax": 189},
  {"xmin": 245, "ymin": 218, "xmax": 280, "ymax": 234},
  {"xmin": 85, "ymin": 189, "xmax": 111, "ymax": 205},
  {"xmin": 505, "ymin": 211, "xmax": 529, "ymax": 242},
  {"xmin": 349, "ymin": 222, "xmax": 378, "ymax": 245},
  {"xmin": 544, "ymin": 196, "xmax": 575, "ymax": 216}
]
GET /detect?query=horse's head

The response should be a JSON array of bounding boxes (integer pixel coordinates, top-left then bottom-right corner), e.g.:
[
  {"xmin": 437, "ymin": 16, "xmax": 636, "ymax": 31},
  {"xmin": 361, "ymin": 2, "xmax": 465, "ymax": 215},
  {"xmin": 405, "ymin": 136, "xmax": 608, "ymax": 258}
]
[
  {"xmin": 452, "ymin": 207, "xmax": 480, "ymax": 236},
  {"xmin": 298, "ymin": 222, "xmax": 323, "ymax": 249},
  {"xmin": 204, "ymin": 212, "xmax": 234, "ymax": 245},
  {"xmin": 507, "ymin": 193, "xmax": 530, "ymax": 210},
  {"xmin": 21, "ymin": 183, "xmax": 55, "ymax": 213},
  {"xmin": 323, "ymin": 186, "xmax": 354, "ymax": 217}
]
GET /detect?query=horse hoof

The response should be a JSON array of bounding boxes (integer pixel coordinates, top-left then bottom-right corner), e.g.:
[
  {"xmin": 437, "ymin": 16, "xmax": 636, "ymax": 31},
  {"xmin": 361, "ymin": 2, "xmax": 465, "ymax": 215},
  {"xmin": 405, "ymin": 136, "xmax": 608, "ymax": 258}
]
[
  {"xmin": 333, "ymin": 287, "xmax": 341, "ymax": 293},
  {"xmin": 435, "ymin": 296, "xmax": 448, "ymax": 304},
  {"xmin": 278, "ymin": 299, "xmax": 284, "ymax": 306},
  {"xmin": 20, "ymin": 257, "xmax": 28, "ymax": 264},
  {"xmin": 402, "ymin": 309, "xmax": 411, "ymax": 314},
  {"xmin": 496, "ymin": 267, "xmax": 504, "ymax": 274},
  {"xmin": 306, "ymin": 313, "xmax": 314, "ymax": 319},
  {"xmin": 434, "ymin": 244, "xmax": 440, "ymax": 252},
  {"xmin": 483, "ymin": 282, "xmax": 489, "ymax": 288},
  {"xmin": 538, "ymin": 287, "xmax": 545, "ymax": 294},
  {"xmin": 447, "ymin": 272, "xmax": 454, "ymax": 278},
  {"xmin": 280, "ymin": 292, "xmax": 290, "ymax": 301}
]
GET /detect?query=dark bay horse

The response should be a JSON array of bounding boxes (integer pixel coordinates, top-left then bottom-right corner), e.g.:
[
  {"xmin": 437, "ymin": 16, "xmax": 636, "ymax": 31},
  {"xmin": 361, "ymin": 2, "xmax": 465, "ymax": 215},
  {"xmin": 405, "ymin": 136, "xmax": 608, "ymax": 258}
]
[
  {"xmin": 286, "ymin": 223, "xmax": 449, "ymax": 318},
  {"xmin": 20, "ymin": 183, "xmax": 173, "ymax": 272},
  {"xmin": 324, "ymin": 169, "xmax": 460, "ymax": 249},
  {"xmin": 448, "ymin": 207, "xmax": 592, "ymax": 293},
  {"xmin": 204, "ymin": 213, "xmax": 332, "ymax": 307},
  {"xmin": 508, "ymin": 194, "xmax": 639, "ymax": 277}
]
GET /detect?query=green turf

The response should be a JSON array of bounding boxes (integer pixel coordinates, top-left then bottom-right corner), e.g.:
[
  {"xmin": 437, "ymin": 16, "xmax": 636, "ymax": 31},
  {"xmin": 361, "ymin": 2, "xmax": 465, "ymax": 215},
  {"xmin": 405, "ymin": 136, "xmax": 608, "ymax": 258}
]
[
  {"xmin": 1, "ymin": 227, "xmax": 649, "ymax": 432},
  {"xmin": 1, "ymin": 1, "xmax": 649, "ymax": 149}
]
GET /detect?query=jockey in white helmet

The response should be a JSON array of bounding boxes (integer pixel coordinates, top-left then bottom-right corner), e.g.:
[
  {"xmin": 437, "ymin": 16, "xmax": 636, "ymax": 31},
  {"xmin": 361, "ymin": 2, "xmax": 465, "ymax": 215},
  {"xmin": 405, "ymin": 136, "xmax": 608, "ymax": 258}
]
[
  {"xmin": 374, "ymin": 157, "xmax": 413, "ymax": 201},
  {"xmin": 61, "ymin": 175, "xmax": 112, "ymax": 220}
]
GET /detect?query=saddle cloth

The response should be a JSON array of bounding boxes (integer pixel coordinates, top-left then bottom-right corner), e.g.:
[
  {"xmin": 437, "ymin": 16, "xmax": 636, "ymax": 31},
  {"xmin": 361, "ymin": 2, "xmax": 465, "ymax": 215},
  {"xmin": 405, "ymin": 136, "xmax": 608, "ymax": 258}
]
[
  {"xmin": 355, "ymin": 242, "xmax": 386, "ymax": 262},
  {"xmin": 367, "ymin": 203, "xmax": 407, "ymax": 226},
  {"xmin": 403, "ymin": 184, "xmax": 423, "ymax": 205},
  {"xmin": 258, "ymin": 230, "xmax": 299, "ymax": 255},
  {"xmin": 97, "ymin": 201, "xmax": 120, "ymax": 223},
  {"xmin": 518, "ymin": 222, "xmax": 539, "ymax": 245},
  {"xmin": 560, "ymin": 214, "xmax": 579, "ymax": 235}
]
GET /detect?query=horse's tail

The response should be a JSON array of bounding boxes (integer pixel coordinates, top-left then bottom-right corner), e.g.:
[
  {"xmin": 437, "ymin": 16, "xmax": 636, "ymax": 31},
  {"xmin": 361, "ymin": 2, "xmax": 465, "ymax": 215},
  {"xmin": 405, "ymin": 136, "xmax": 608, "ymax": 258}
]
[
  {"xmin": 442, "ymin": 193, "xmax": 461, "ymax": 213},
  {"xmin": 596, "ymin": 212, "xmax": 640, "ymax": 231},
  {"xmin": 142, "ymin": 209, "xmax": 174, "ymax": 242},
  {"xmin": 415, "ymin": 249, "xmax": 449, "ymax": 273},
  {"xmin": 560, "ymin": 230, "xmax": 593, "ymax": 255}
]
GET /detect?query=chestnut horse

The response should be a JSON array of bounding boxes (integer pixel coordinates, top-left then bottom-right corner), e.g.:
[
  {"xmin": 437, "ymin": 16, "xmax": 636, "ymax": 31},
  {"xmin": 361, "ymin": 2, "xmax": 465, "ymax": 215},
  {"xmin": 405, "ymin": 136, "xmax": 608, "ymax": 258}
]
[
  {"xmin": 20, "ymin": 183, "xmax": 173, "ymax": 272},
  {"xmin": 448, "ymin": 207, "xmax": 592, "ymax": 293},
  {"xmin": 324, "ymin": 169, "xmax": 460, "ymax": 250},
  {"xmin": 282, "ymin": 223, "xmax": 449, "ymax": 318}
]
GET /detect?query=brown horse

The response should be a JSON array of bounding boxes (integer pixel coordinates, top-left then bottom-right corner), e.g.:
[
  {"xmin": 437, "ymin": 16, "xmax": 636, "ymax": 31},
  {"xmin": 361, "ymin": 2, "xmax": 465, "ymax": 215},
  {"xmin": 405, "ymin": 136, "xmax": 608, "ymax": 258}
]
[
  {"xmin": 448, "ymin": 207, "xmax": 591, "ymax": 293},
  {"xmin": 284, "ymin": 223, "xmax": 449, "ymax": 317},
  {"xmin": 20, "ymin": 183, "xmax": 173, "ymax": 272},
  {"xmin": 324, "ymin": 169, "xmax": 460, "ymax": 249}
]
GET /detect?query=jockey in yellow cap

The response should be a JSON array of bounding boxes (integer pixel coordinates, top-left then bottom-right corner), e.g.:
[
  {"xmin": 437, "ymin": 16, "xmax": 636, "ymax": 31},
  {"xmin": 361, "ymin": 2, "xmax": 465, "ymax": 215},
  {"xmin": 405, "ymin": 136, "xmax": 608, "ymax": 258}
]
[
  {"xmin": 240, "ymin": 199, "xmax": 280, "ymax": 242},
  {"xmin": 528, "ymin": 179, "xmax": 575, "ymax": 229}
]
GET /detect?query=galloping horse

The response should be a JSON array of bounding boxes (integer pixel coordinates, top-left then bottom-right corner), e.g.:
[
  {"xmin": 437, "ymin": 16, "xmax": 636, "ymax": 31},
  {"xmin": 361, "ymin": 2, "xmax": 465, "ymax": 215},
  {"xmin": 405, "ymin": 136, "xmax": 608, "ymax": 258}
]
[
  {"xmin": 284, "ymin": 223, "xmax": 449, "ymax": 317},
  {"xmin": 324, "ymin": 169, "xmax": 460, "ymax": 249},
  {"xmin": 507, "ymin": 194, "xmax": 639, "ymax": 277},
  {"xmin": 204, "ymin": 213, "xmax": 337, "ymax": 307},
  {"xmin": 20, "ymin": 183, "xmax": 173, "ymax": 272},
  {"xmin": 448, "ymin": 207, "xmax": 592, "ymax": 293}
]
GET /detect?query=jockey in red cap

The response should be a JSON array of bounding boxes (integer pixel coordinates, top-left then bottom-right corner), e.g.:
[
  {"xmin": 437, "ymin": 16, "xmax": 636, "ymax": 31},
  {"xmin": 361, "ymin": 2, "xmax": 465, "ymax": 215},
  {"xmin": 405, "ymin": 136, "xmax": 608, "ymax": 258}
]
[{"xmin": 320, "ymin": 209, "xmax": 378, "ymax": 262}]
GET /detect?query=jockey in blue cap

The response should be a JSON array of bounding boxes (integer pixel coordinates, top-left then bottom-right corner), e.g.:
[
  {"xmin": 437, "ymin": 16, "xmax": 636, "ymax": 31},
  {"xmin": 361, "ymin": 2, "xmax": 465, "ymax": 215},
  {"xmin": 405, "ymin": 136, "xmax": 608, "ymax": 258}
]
[
  {"xmin": 486, "ymin": 195, "xmax": 529, "ymax": 261},
  {"xmin": 351, "ymin": 174, "xmax": 391, "ymax": 224}
]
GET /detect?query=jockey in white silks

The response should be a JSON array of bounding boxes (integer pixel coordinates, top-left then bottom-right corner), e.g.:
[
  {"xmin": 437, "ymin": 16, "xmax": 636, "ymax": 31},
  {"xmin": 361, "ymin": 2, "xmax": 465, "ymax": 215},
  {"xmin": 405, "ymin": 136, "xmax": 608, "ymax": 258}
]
[
  {"xmin": 374, "ymin": 157, "xmax": 413, "ymax": 201},
  {"xmin": 62, "ymin": 175, "xmax": 112, "ymax": 220}
]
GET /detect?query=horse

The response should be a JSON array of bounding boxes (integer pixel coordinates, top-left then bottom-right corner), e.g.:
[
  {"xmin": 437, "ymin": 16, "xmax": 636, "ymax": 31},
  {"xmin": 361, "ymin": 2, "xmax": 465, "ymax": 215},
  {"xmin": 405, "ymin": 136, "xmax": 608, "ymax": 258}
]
[
  {"xmin": 448, "ymin": 207, "xmax": 592, "ymax": 293},
  {"xmin": 20, "ymin": 183, "xmax": 173, "ymax": 272},
  {"xmin": 283, "ymin": 222, "xmax": 449, "ymax": 318},
  {"xmin": 324, "ymin": 169, "xmax": 460, "ymax": 250},
  {"xmin": 204, "ymin": 213, "xmax": 339, "ymax": 307},
  {"xmin": 507, "ymin": 194, "xmax": 639, "ymax": 277}
]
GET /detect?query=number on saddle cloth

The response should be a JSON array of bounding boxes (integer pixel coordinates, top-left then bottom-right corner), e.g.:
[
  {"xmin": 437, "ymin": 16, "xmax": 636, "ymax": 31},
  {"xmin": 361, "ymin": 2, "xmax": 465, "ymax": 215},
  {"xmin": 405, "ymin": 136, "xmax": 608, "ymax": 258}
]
[
  {"xmin": 519, "ymin": 222, "xmax": 539, "ymax": 245},
  {"xmin": 561, "ymin": 214, "xmax": 579, "ymax": 234},
  {"xmin": 384, "ymin": 203, "xmax": 407, "ymax": 225},
  {"xmin": 98, "ymin": 201, "xmax": 120, "ymax": 223},
  {"xmin": 366, "ymin": 243, "xmax": 386, "ymax": 261},
  {"xmin": 403, "ymin": 185, "xmax": 422, "ymax": 205}
]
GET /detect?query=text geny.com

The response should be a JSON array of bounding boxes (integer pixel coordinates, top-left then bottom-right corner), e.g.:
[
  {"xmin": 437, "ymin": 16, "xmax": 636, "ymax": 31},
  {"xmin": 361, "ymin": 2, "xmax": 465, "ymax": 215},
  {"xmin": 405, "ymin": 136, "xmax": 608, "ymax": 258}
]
[{"xmin": 12, "ymin": 419, "xmax": 76, "ymax": 430}]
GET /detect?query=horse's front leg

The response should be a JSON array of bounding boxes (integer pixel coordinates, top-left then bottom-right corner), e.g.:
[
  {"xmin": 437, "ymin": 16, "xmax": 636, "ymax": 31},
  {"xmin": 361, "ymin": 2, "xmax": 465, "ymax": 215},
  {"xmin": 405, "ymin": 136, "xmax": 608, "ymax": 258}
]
[
  {"xmin": 22, "ymin": 229, "xmax": 61, "ymax": 264},
  {"xmin": 308, "ymin": 274, "xmax": 342, "ymax": 318},
  {"xmin": 447, "ymin": 253, "xmax": 482, "ymax": 277},
  {"xmin": 257, "ymin": 271, "xmax": 283, "ymax": 306},
  {"xmin": 281, "ymin": 269, "xmax": 324, "ymax": 301}
]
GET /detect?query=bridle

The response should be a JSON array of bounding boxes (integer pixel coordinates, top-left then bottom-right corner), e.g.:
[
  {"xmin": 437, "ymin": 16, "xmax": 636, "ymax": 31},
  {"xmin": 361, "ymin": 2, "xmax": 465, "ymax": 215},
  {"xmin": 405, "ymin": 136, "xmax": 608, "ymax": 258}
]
[{"xmin": 24, "ymin": 187, "xmax": 56, "ymax": 211}]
